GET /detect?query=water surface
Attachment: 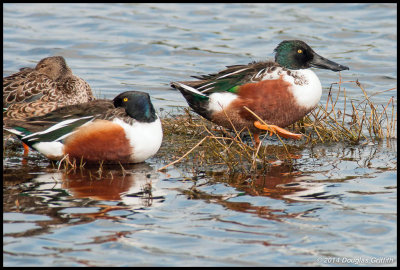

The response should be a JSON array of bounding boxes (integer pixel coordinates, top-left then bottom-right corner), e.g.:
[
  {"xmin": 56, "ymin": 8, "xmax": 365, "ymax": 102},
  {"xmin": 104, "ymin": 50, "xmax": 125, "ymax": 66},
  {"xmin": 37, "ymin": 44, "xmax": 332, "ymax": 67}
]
[{"xmin": 3, "ymin": 3, "xmax": 397, "ymax": 267}]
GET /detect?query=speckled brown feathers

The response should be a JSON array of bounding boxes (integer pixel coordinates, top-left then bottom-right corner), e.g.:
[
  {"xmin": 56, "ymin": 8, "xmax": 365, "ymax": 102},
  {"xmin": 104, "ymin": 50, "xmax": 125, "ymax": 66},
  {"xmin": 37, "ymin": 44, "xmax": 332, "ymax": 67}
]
[{"xmin": 3, "ymin": 56, "xmax": 95, "ymax": 119}]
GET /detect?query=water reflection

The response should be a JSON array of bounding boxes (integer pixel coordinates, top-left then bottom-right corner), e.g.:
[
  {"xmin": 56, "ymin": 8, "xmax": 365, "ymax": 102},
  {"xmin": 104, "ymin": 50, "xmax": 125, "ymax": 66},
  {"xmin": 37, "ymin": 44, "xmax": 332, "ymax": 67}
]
[
  {"xmin": 3, "ymin": 139, "xmax": 396, "ymax": 266},
  {"xmin": 178, "ymin": 162, "xmax": 325, "ymax": 222},
  {"xmin": 61, "ymin": 163, "xmax": 159, "ymax": 203},
  {"xmin": 3, "ymin": 163, "xmax": 165, "ymax": 238},
  {"xmin": 177, "ymin": 139, "xmax": 396, "ymax": 223},
  {"xmin": 223, "ymin": 165, "xmax": 330, "ymax": 202}
]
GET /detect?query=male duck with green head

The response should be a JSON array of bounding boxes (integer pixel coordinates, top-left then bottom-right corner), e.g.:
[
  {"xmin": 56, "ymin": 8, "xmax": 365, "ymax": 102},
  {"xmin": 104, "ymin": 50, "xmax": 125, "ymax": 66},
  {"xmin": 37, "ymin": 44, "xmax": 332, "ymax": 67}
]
[{"xmin": 171, "ymin": 40, "xmax": 349, "ymax": 145}]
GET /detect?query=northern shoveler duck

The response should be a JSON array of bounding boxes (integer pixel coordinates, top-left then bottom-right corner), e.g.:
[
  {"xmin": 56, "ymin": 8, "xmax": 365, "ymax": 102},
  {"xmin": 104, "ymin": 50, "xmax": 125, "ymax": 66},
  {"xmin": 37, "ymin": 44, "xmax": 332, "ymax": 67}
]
[
  {"xmin": 3, "ymin": 56, "xmax": 95, "ymax": 119},
  {"xmin": 171, "ymin": 40, "xmax": 349, "ymax": 145},
  {"xmin": 4, "ymin": 91, "xmax": 163, "ymax": 164}
]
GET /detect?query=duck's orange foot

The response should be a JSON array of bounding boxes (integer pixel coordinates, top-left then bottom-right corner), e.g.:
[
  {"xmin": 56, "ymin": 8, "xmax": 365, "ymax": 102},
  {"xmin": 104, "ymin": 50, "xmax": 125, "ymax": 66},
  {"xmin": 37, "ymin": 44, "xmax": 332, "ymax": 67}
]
[
  {"xmin": 254, "ymin": 121, "xmax": 302, "ymax": 140},
  {"xmin": 23, "ymin": 142, "xmax": 30, "ymax": 156}
]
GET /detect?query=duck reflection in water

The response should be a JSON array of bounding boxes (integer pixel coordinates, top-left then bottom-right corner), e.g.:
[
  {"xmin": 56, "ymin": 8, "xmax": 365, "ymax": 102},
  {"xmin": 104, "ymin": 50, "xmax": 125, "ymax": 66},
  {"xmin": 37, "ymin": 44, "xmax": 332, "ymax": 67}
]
[
  {"xmin": 29, "ymin": 163, "xmax": 165, "ymax": 221},
  {"xmin": 184, "ymin": 162, "xmax": 330, "ymax": 223}
]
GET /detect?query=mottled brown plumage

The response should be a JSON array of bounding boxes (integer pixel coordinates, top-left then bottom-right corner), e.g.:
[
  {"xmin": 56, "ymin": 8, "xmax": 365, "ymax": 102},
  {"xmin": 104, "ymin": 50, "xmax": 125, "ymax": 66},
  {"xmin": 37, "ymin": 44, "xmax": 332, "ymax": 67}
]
[{"xmin": 3, "ymin": 56, "xmax": 95, "ymax": 119}]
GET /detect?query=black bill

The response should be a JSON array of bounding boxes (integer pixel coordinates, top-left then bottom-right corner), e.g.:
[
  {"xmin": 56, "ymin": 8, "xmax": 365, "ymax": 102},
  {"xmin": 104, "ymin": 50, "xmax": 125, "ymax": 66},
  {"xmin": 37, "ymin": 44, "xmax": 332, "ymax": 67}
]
[{"xmin": 310, "ymin": 53, "xmax": 349, "ymax": 72}]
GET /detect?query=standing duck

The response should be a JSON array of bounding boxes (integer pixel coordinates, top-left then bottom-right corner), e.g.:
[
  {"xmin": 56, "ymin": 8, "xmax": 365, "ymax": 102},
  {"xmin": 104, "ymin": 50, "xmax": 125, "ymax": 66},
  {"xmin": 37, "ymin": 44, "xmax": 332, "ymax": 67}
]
[{"xmin": 171, "ymin": 40, "xmax": 349, "ymax": 145}]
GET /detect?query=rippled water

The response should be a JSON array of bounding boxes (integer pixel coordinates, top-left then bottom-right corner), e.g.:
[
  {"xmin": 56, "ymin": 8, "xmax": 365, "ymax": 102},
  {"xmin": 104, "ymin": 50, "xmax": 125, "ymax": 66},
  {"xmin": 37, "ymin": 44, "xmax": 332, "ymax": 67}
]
[{"xmin": 3, "ymin": 3, "xmax": 397, "ymax": 267}]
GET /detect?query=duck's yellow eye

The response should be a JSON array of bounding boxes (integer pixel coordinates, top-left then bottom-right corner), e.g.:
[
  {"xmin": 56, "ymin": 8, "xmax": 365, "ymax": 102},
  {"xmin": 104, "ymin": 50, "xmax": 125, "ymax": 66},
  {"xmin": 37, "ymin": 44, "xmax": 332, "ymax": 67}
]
[
  {"xmin": 297, "ymin": 49, "xmax": 303, "ymax": 54},
  {"xmin": 123, "ymin": 97, "xmax": 128, "ymax": 102}
]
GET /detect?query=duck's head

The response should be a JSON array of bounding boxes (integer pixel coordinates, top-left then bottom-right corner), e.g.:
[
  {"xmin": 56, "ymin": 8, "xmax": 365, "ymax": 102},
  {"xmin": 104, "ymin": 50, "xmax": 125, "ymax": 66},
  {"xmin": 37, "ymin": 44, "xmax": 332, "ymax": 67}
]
[
  {"xmin": 113, "ymin": 91, "xmax": 157, "ymax": 123},
  {"xmin": 35, "ymin": 56, "xmax": 72, "ymax": 80},
  {"xmin": 274, "ymin": 40, "xmax": 349, "ymax": 72}
]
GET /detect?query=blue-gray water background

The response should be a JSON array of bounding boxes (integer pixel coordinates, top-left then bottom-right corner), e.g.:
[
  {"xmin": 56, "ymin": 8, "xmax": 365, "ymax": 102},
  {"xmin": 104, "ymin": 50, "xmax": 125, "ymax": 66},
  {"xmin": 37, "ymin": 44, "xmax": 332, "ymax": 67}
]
[{"xmin": 3, "ymin": 3, "xmax": 397, "ymax": 266}]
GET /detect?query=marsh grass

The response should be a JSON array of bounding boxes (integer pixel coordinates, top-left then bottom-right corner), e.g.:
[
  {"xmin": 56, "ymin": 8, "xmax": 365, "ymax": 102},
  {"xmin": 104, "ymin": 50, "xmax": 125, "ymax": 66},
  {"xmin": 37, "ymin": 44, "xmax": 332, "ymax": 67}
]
[
  {"xmin": 158, "ymin": 79, "xmax": 396, "ymax": 174},
  {"xmin": 298, "ymin": 78, "xmax": 397, "ymax": 144}
]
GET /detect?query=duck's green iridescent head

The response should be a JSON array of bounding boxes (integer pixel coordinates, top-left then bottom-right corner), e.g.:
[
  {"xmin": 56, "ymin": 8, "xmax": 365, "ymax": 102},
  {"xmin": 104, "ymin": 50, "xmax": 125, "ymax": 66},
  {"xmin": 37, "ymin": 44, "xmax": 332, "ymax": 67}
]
[{"xmin": 274, "ymin": 40, "xmax": 349, "ymax": 72}]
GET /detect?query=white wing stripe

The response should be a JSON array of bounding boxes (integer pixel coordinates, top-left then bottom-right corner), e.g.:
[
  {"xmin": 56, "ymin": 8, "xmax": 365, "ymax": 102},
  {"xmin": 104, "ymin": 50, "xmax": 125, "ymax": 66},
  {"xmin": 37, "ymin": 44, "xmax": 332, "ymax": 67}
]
[
  {"xmin": 22, "ymin": 116, "xmax": 94, "ymax": 141},
  {"xmin": 197, "ymin": 81, "xmax": 215, "ymax": 91},
  {"xmin": 201, "ymin": 87, "xmax": 215, "ymax": 92},
  {"xmin": 3, "ymin": 128, "xmax": 23, "ymax": 136},
  {"xmin": 175, "ymin": 82, "xmax": 206, "ymax": 96},
  {"xmin": 255, "ymin": 68, "xmax": 266, "ymax": 79},
  {"xmin": 216, "ymin": 68, "xmax": 249, "ymax": 80}
]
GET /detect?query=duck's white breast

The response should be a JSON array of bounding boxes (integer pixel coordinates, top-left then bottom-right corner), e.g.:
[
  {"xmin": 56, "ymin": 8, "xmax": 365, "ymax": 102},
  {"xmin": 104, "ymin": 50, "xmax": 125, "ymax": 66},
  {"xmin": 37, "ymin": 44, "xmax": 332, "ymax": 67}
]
[
  {"xmin": 113, "ymin": 117, "xmax": 163, "ymax": 163},
  {"xmin": 286, "ymin": 69, "xmax": 322, "ymax": 109},
  {"xmin": 261, "ymin": 68, "xmax": 322, "ymax": 109}
]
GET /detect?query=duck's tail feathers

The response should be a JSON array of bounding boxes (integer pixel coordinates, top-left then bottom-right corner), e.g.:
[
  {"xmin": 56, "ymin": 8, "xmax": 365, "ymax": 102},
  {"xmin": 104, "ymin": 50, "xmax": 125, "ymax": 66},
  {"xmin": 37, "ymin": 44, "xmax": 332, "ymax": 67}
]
[
  {"xmin": 170, "ymin": 81, "xmax": 211, "ymax": 120},
  {"xmin": 171, "ymin": 82, "xmax": 207, "ymax": 97}
]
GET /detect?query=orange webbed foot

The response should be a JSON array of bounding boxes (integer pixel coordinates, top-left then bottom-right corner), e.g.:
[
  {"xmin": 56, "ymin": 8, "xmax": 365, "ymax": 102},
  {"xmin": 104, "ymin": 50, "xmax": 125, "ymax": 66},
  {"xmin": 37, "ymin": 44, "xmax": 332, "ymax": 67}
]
[{"xmin": 254, "ymin": 121, "xmax": 302, "ymax": 140}]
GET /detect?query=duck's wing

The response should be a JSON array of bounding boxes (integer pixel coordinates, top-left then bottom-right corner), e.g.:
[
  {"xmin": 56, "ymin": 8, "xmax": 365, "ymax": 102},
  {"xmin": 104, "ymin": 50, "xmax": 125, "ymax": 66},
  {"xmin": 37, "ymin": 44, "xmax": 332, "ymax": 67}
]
[
  {"xmin": 3, "ymin": 100, "xmax": 118, "ymax": 144},
  {"xmin": 174, "ymin": 61, "xmax": 277, "ymax": 95}
]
